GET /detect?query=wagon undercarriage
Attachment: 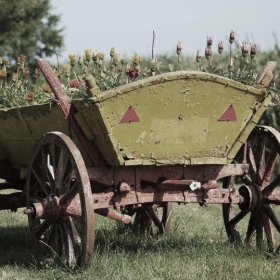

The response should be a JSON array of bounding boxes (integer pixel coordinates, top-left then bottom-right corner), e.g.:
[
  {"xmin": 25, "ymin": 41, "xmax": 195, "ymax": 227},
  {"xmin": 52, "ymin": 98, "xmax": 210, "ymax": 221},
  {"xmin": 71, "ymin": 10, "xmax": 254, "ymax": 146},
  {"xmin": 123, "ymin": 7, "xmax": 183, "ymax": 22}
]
[{"xmin": 0, "ymin": 125, "xmax": 279, "ymax": 267}]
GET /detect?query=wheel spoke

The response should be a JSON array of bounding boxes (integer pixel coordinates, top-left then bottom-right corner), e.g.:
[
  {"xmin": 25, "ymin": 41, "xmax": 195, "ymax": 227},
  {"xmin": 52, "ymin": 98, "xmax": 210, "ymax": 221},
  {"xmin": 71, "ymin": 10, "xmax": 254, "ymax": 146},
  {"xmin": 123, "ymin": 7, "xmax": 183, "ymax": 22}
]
[
  {"xmin": 54, "ymin": 145, "xmax": 61, "ymax": 172},
  {"xmin": 65, "ymin": 218, "xmax": 82, "ymax": 250},
  {"xmin": 245, "ymin": 214, "xmax": 256, "ymax": 245},
  {"xmin": 222, "ymin": 177, "xmax": 243, "ymax": 242},
  {"xmin": 261, "ymin": 146, "xmax": 278, "ymax": 188},
  {"xmin": 29, "ymin": 195, "xmax": 45, "ymax": 203},
  {"xmin": 240, "ymin": 175, "xmax": 252, "ymax": 186},
  {"xmin": 60, "ymin": 180, "xmax": 79, "ymax": 204},
  {"xmin": 133, "ymin": 208, "xmax": 143, "ymax": 229},
  {"xmin": 247, "ymin": 142, "xmax": 257, "ymax": 183},
  {"xmin": 54, "ymin": 147, "xmax": 67, "ymax": 190},
  {"xmin": 39, "ymin": 224, "xmax": 55, "ymax": 254},
  {"xmin": 41, "ymin": 147, "xmax": 55, "ymax": 192},
  {"xmin": 266, "ymin": 199, "xmax": 280, "ymax": 206},
  {"xmin": 263, "ymin": 175, "xmax": 280, "ymax": 196},
  {"xmin": 45, "ymin": 224, "xmax": 55, "ymax": 245},
  {"xmin": 139, "ymin": 210, "xmax": 152, "ymax": 237},
  {"xmin": 263, "ymin": 206, "xmax": 280, "ymax": 232},
  {"xmin": 57, "ymin": 225, "xmax": 66, "ymax": 260},
  {"xmin": 255, "ymin": 214, "xmax": 264, "ymax": 249},
  {"xmin": 229, "ymin": 210, "xmax": 249, "ymax": 227},
  {"xmin": 146, "ymin": 205, "xmax": 163, "ymax": 231},
  {"xmin": 262, "ymin": 212, "xmax": 277, "ymax": 251},
  {"xmin": 256, "ymin": 137, "xmax": 265, "ymax": 186},
  {"xmin": 61, "ymin": 221, "xmax": 76, "ymax": 268},
  {"xmin": 162, "ymin": 202, "xmax": 173, "ymax": 234},
  {"xmin": 48, "ymin": 225, "xmax": 58, "ymax": 253},
  {"xmin": 60, "ymin": 166, "xmax": 76, "ymax": 195},
  {"xmin": 222, "ymin": 176, "xmax": 234, "ymax": 189},
  {"xmin": 33, "ymin": 220, "xmax": 51, "ymax": 238},
  {"xmin": 223, "ymin": 206, "xmax": 242, "ymax": 242},
  {"xmin": 32, "ymin": 167, "xmax": 50, "ymax": 196}
]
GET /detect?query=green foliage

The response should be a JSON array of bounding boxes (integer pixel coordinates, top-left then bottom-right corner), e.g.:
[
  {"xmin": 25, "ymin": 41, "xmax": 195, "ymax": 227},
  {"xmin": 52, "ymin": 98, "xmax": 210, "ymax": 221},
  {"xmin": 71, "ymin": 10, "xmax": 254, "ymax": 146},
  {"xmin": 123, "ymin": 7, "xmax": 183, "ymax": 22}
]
[
  {"xmin": 0, "ymin": 0, "xmax": 64, "ymax": 69},
  {"xmin": 0, "ymin": 55, "xmax": 89, "ymax": 108},
  {"xmin": 1, "ymin": 33, "xmax": 280, "ymax": 118}
]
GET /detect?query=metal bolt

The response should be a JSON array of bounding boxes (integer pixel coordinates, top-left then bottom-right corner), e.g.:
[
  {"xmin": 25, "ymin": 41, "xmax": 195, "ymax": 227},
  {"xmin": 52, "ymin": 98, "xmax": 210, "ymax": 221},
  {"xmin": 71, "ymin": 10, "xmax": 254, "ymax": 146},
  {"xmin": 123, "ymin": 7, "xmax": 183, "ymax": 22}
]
[{"xmin": 23, "ymin": 208, "xmax": 34, "ymax": 215}]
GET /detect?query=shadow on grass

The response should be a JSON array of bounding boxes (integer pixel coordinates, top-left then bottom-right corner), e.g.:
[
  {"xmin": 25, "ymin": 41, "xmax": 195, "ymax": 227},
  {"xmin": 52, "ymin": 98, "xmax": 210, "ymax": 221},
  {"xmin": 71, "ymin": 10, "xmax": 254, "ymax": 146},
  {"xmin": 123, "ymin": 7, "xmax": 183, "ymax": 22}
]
[
  {"xmin": 0, "ymin": 222, "xmax": 227, "ymax": 268},
  {"xmin": 93, "ymin": 223, "xmax": 232, "ymax": 255},
  {"xmin": 1, "ymin": 219, "xmax": 278, "ymax": 271},
  {"xmin": 0, "ymin": 224, "xmax": 34, "ymax": 266}
]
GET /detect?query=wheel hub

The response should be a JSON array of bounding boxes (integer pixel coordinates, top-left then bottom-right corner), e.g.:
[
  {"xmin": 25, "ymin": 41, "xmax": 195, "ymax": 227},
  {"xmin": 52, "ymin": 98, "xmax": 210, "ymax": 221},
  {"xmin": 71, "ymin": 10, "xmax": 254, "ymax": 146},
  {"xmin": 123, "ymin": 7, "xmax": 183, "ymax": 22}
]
[
  {"xmin": 238, "ymin": 184, "xmax": 263, "ymax": 212},
  {"xmin": 28, "ymin": 194, "xmax": 62, "ymax": 223}
]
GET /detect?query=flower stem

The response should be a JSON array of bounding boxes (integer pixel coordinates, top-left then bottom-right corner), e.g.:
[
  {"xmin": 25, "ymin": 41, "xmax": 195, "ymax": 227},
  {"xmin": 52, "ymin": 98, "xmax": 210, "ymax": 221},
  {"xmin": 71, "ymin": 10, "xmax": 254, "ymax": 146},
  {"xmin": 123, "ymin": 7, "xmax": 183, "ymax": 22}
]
[{"xmin": 230, "ymin": 43, "xmax": 232, "ymax": 64}]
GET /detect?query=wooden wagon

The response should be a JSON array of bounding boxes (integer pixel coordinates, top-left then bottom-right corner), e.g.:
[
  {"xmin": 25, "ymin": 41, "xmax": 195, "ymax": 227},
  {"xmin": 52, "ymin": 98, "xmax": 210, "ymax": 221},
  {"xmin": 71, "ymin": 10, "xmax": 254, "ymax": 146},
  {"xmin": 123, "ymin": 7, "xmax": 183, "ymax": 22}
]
[{"xmin": 0, "ymin": 59, "xmax": 279, "ymax": 267}]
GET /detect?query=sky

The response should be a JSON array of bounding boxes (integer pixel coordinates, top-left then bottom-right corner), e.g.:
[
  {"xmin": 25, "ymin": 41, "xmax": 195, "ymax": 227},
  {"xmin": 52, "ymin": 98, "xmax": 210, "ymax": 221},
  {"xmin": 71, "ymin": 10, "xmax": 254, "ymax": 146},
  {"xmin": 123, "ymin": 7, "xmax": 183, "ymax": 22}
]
[{"xmin": 50, "ymin": 0, "xmax": 280, "ymax": 62}]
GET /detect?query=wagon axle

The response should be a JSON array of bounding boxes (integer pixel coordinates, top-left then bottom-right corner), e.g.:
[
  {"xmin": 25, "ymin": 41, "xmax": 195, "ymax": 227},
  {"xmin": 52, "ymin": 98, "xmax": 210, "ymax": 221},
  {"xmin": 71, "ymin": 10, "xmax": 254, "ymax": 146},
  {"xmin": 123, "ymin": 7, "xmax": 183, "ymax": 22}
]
[
  {"xmin": 24, "ymin": 180, "xmax": 279, "ymax": 225},
  {"xmin": 24, "ymin": 192, "xmax": 132, "ymax": 224}
]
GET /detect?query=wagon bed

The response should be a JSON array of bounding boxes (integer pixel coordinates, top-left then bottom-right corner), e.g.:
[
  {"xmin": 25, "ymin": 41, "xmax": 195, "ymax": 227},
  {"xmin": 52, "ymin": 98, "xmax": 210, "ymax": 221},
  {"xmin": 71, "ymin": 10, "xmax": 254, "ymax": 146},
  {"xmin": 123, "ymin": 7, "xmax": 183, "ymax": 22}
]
[{"xmin": 0, "ymin": 68, "xmax": 273, "ymax": 170}]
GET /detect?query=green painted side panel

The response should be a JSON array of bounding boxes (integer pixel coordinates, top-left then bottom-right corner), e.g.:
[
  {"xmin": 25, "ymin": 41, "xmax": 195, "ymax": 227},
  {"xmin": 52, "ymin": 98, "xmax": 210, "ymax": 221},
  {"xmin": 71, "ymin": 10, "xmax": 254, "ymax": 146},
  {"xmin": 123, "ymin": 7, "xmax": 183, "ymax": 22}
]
[
  {"xmin": 73, "ymin": 71, "xmax": 273, "ymax": 166},
  {"xmin": 0, "ymin": 103, "xmax": 91, "ymax": 170},
  {"xmin": 71, "ymin": 100, "xmax": 123, "ymax": 166}
]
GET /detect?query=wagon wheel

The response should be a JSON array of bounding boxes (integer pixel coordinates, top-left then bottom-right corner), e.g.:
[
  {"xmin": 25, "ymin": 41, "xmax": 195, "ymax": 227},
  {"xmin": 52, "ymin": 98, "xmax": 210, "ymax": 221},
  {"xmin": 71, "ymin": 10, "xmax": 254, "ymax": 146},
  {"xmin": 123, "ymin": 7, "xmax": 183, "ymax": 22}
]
[
  {"xmin": 25, "ymin": 132, "xmax": 95, "ymax": 268},
  {"xmin": 125, "ymin": 202, "xmax": 173, "ymax": 237},
  {"xmin": 223, "ymin": 126, "xmax": 280, "ymax": 251}
]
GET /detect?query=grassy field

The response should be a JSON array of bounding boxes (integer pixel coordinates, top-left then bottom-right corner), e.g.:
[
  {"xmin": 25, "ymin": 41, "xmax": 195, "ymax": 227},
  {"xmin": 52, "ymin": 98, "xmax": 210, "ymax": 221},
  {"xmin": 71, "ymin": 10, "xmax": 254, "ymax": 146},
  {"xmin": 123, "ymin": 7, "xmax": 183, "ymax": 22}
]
[{"xmin": 1, "ymin": 203, "xmax": 280, "ymax": 280}]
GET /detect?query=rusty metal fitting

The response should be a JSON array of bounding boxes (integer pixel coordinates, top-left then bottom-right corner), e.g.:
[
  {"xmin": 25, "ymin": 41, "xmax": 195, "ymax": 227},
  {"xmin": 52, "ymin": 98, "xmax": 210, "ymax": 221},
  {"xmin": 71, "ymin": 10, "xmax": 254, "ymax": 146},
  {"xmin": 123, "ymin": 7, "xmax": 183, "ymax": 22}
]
[
  {"xmin": 119, "ymin": 182, "xmax": 131, "ymax": 192},
  {"xmin": 30, "ymin": 194, "xmax": 62, "ymax": 223},
  {"xmin": 32, "ymin": 202, "xmax": 45, "ymax": 219},
  {"xmin": 95, "ymin": 208, "xmax": 131, "ymax": 224},
  {"xmin": 201, "ymin": 180, "xmax": 218, "ymax": 189},
  {"xmin": 190, "ymin": 181, "xmax": 201, "ymax": 191},
  {"xmin": 23, "ymin": 208, "xmax": 34, "ymax": 215},
  {"xmin": 238, "ymin": 184, "xmax": 263, "ymax": 212}
]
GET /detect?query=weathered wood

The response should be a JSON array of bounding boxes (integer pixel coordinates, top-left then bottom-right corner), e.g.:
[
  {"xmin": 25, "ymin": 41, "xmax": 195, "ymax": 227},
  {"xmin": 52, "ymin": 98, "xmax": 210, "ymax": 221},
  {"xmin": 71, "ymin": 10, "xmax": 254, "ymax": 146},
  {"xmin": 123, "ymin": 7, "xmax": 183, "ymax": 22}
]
[
  {"xmin": 73, "ymin": 71, "xmax": 274, "ymax": 166},
  {"xmin": 36, "ymin": 59, "xmax": 107, "ymax": 168},
  {"xmin": 256, "ymin": 61, "xmax": 277, "ymax": 88}
]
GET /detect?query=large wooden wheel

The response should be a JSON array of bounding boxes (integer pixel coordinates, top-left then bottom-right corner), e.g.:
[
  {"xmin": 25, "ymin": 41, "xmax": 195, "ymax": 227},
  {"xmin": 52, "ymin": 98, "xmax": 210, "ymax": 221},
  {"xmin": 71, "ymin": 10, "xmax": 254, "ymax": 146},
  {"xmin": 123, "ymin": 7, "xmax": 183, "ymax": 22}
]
[
  {"xmin": 223, "ymin": 126, "xmax": 280, "ymax": 251},
  {"xmin": 125, "ymin": 202, "xmax": 173, "ymax": 237},
  {"xmin": 25, "ymin": 132, "xmax": 95, "ymax": 268}
]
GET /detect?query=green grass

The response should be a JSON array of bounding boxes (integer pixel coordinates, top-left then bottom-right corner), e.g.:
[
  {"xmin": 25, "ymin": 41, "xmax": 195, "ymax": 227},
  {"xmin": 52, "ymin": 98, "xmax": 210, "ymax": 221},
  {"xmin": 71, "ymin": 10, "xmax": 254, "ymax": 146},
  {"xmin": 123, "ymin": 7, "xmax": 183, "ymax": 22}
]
[{"xmin": 1, "ymin": 204, "xmax": 280, "ymax": 279}]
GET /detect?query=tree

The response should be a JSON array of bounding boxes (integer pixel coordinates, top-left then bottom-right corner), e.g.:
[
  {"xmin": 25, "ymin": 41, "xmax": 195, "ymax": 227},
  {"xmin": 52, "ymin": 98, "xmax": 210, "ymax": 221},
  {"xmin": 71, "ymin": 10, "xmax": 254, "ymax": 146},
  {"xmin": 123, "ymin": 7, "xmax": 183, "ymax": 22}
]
[{"xmin": 0, "ymin": 0, "xmax": 64, "ymax": 68}]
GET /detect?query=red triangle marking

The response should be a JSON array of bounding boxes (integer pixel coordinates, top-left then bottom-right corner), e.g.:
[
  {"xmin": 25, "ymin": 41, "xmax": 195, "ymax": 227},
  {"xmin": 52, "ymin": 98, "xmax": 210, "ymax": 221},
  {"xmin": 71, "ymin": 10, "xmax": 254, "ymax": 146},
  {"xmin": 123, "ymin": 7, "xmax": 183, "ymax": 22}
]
[
  {"xmin": 120, "ymin": 106, "xmax": 140, "ymax": 123},
  {"xmin": 218, "ymin": 104, "xmax": 237, "ymax": 121}
]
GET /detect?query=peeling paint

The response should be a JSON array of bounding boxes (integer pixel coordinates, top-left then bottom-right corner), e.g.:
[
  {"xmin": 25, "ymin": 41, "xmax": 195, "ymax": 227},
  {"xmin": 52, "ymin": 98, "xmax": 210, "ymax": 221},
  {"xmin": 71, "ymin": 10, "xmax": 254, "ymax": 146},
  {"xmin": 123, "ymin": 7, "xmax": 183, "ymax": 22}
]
[{"xmin": 71, "ymin": 71, "xmax": 273, "ymax": 166}]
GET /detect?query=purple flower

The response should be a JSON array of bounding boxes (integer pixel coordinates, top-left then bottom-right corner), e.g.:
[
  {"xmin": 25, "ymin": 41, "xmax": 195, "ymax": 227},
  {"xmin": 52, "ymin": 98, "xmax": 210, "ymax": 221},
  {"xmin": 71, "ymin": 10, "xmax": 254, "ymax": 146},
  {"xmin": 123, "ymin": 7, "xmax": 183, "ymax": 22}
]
[
  {"xmin": 176, "ymin": 41, "xmax": 182, "ymax": 55},
  {"xmin": 207, "ymin": 36, "xmax": 213, "ymax": 47},
  {"xmin": 218, "ymin": 41, "xmax": 224, "ymax": 54},
  {"xmin": 250, "ymin": 44, "xmax": 258, "ymax": 58},
  {"xmin": 196, "ymin": 49, "xmax": 202, "ymax": 62},
  {"xmin": 229, "ymin": 30, "xmax": 235, "ymax": 44},
  {"xmin": 205, "ymin": 47, "xmax": 212, "ymax": 59},
  {"xmin": 240, "ymin": 41, "xmax": 251, "ymax": 57}
]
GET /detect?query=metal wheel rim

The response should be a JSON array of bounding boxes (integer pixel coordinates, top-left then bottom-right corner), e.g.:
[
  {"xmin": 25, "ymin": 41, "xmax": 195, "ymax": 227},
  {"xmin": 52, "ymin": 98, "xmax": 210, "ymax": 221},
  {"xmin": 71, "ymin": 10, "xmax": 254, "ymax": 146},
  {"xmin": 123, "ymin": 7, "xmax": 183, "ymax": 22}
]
[
  {"xmin": 223, "ymin": 126, "xmax": 280, "ymax": 251},
  {"xmin": 26, "ymin": 132, "xmax": 95, "ymax": 267}
]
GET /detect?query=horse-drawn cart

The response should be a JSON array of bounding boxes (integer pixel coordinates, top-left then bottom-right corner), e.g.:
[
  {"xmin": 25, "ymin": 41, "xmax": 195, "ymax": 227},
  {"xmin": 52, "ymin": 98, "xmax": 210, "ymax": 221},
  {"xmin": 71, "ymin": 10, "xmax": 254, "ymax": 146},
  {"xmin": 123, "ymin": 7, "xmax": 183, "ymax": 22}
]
[{"xmin": 0, "ymin": 59, "xmax": 280, "ymax": 267}]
